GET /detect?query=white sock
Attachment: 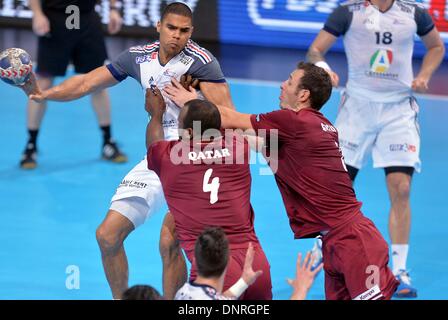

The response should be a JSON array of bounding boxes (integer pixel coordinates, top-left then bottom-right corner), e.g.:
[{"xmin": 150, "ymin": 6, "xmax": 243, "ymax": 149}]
[{"xmin": 391, "ymin": 244, "xmax": 409, "ymax": 275}]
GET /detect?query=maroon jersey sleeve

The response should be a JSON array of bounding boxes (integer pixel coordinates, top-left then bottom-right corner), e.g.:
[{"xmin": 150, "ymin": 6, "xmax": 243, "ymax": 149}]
[
  {"xmin": 250, "ymin": 110, "xmax": 295, "ymax": 142},
  {"xmin": 147, "ymin": 141, "xmax": 171, "ymax": 175}
]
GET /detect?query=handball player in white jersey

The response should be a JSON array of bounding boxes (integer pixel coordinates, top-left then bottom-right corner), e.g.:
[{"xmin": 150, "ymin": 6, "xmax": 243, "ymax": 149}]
[
  {"xmin": 23, "ymin": 2, "xmax": 235, "ymax": 299},
  {"xmin": 306, "ymin": 0, "xmax": 445, "ymax": 298}
]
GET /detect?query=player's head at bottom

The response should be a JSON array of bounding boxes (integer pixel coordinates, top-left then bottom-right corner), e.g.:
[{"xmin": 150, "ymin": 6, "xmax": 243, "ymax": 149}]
[
  {"xmin": 121, "ymin": 285, "xmax": 164, "ymax": 300},
  {"xmin": 195, "ymin": 227, "xmax": 229, "ymax": 279},
  {"xmin": 178, "ymin": 99, "xmax": 222, "ymax": 141}
]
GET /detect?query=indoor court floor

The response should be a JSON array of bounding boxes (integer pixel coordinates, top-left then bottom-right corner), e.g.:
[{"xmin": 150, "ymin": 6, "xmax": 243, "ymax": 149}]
[{"xmin": 1, "ymin": 69, "xmax": 447, "ymax": 299}]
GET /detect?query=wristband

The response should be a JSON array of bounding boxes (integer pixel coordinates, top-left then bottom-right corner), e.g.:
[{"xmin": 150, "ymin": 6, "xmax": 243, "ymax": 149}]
[
  {"xmin": 228, "ymin": 278, "xmax": 249, "ymax": 298},
  {"xmin": 314, "ymin": 61, "xmax": 331, "ymax": 71}
]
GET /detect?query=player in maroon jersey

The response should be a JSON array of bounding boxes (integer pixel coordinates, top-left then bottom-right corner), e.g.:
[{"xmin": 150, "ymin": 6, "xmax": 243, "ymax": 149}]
[
  {"xmin": 144, "ymin": 86, "xmax": 272, "ymax": 300},
  {"xmin": 164, "ymin": 62, "xmax": 399, "ymax": 300}
]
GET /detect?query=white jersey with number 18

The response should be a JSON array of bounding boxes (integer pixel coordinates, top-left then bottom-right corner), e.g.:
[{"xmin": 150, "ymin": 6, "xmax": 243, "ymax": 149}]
[{"xmin": 323, "ymin": 0, "xmax": 435, "ymax": 102}]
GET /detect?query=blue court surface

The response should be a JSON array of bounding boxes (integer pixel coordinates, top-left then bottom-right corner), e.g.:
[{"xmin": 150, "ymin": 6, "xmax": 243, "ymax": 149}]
[{"xmin": 1, "ymin": 75, "xmax": 447, "ymax": 300}]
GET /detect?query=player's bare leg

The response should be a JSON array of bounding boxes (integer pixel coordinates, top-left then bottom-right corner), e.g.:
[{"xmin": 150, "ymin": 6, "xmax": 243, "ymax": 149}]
[
  {"xmin": 90, "ymin": 88, "xmax": 127, "ymax": 163},
  {"xmin": 387, "ymin": 172, "xmax": 412, "ymax": 246},
  {"xmin": 386, "ymin": 171, "xmax": 416, "ymax": 297},
  {"xmin": 91, "ymin": 88, "xmax": 111, "ymax": 127},
  {"xmin": 20, "ymin": 76, "xmax": 54, "ymax": 169},
  {"xmin": 96, "ymin": 210, "xmax": 134, "ymax": 299},
  {"xmin": 160, "ymin": 212, "xmax": 187, "ymax": 299}
]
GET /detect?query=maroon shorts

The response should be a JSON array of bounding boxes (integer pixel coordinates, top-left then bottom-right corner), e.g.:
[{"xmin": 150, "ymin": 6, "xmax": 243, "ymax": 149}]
[
  {"xmin": 322, "ymin": 215, "xmax": 399, "ymax": 300},
  {"xmin": 188, "ymin": 243, "xmax": 272, "ymax": 300}
]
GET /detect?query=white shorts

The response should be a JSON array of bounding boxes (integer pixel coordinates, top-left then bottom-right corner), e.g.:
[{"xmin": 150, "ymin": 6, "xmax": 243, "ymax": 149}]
[
  {"xmin": 110, "ymin": 156, "xmax": 165, "ymax": 228},
  {"xmin": 335, "ymin": 93, "xmax": 421, "ymax": 172}
]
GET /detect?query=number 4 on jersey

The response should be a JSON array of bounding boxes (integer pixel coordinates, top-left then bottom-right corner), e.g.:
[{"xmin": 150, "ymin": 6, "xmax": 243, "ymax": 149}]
[
  {"xmin": 335, "ymin": 142, "xmax": 348, "ymax": 172},
  {"xmin": 203, "ymin": 168, "xmax": 220, "ymax": 204}
]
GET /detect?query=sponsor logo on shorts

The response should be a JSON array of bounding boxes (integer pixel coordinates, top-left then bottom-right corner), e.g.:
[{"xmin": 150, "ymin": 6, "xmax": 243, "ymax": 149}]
[
  {"xmin": 389, "ymin": 143, "xmax": 416, "ymax": 152},
  {"xmin": 353, "ymin": 284, "xmax": 383, "ymax": 300},
  {"xmin": 163, "ymin": 119, "xmax": 177, "ymax": 128},
  {"xmin": 135, "ymin": 55, "xmax": 151, "ymax": 64},
  {"xmin": 339, "ymin": 139, "xmax": 358, "ymax": 151},
  {"xmin": 119, "ymin": 180, "xmax": 148, "ymax": 189},
  {"xmin": 321, "ymin": 123, "xmax": 337, "ymax": 133}
]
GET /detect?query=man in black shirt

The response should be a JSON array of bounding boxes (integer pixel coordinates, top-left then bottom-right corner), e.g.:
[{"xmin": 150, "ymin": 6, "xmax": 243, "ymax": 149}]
[{"xmin": 21, "ymin": 0, "xmax": 126, "ymax": 169}]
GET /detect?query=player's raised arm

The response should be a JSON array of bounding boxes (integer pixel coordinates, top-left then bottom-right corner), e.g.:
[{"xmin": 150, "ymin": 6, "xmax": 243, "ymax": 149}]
[
  {"xmin": 306, "ymin": 2, "xmax": 353, "ymax": 87},
  {"xmin": 287, "ymin": 252, "xmax": 323, "ymax": 300},
  {"xmin": 164, "ymin": 78, "xmax": 235, "ymax": 110},
  {"xmin": 164, "ymin": 79, "xmax": 252, "ymax": 131},
  {"xmin": 29, "ymin": 0, "xmax": 50, "ymax": 36},
  {"xmin": 306, "ymin": 30, "xmax": 338, "ymax": 64},
  {"xmin": 145, "ymin": 86, "xmax": 166, "ymax": 149},
  {"xmin": 199, "ymin": 81, "xmax": 236, "ymax": 110},
  {"xmin": 307, "ymin": 30, "xmax": 339, "ymax": 87},
  {"xmin": 216, "ymin": 105, "xmax": 253, "ymax": 131},
  {"xmin": 222, "ymin": 242, "xmax": 263, "ymax": 299},
  {"xmin": 27, "ymin": 66, "xmax": 119, "ymax": 102}
]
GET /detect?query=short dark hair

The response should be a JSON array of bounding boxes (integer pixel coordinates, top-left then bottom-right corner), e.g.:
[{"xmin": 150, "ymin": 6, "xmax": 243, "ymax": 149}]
[
  {"xmin": 122, "ymin": 285, "xmax": 163, "ymax": 300},
  {"xmin": 195, "ymin": 227, "xmax": 229, "ymax": 278},
  {"xmin": 161, "ymin": 2, "xmax": 193, "ymax": 23},
  {"xmin": 296, "ymin": 61, "xmax": 332, "ymax": 110},
  {"xmin": 183, "ymin": 99, "xmax": 222, "ymax": 135}
]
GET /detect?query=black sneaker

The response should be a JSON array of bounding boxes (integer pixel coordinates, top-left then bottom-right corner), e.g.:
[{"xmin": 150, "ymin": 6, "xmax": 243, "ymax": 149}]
[
  {"xmin": 102, "ymin": 141, "xmax": 128, "ymax": 163},
  {"xmin": 20, "ymin": 144, "xmax": 37, "ymax": 169}
]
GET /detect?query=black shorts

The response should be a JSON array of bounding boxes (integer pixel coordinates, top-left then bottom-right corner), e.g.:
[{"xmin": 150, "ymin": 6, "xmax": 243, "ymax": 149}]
[{"xmin": 36, "ymin": 10, "xmax": 107, "ymax": 77}]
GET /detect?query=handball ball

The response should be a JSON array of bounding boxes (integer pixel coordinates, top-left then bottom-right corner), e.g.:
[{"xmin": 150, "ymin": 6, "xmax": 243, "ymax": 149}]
[{"xmin": 0, "ymin": 48, "xmax": 33, "ymax": 86}]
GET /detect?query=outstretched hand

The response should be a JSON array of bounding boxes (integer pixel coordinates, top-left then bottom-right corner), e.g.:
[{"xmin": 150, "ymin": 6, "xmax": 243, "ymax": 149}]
[
  {"xmin": 20, "ymin": 73, "xmax": 46, "ymax": 102},
  {"xmin": 241, "ymin": 242, "xmax": 263, "ymax": 286},
  {"xmin": 164, "ymin": 78, "xmax": 199, "ymax": 108},
  {"xmin": 287, "ymin": 251, "xmax": 323, "ymax": 300},
  {"xmin": 145, "ymin": 85, "xmax": 166, "ymax": 118}
]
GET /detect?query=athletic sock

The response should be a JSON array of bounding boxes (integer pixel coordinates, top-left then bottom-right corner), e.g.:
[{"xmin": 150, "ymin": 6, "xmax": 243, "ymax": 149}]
[
  {"xmin": 100, "ymin": 125, "xmax": 112, "ymax": 145},
  {"xmin": 27, "ymin": 129, "xmax": 39, "ymax": 150},
  {"xmin": 391, "ymin": 244, "xmax": 409, "ymax": 275}
]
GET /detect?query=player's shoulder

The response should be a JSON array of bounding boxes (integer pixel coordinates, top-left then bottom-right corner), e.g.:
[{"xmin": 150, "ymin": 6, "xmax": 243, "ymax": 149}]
[
  {"xmin": 117, "ymin": 41, "xmax": 161, "ymax": 64},
  {"xmin": 300, "ymin": 109, "xmax": 337, "ymax": 134},
  {"xmin": 149, "ymin": 139, "xmax": 174, "ymax": 153},
  {"xmin": 298, "ymin": 108, "xmax": 326, "ymax": 124},
  {"xmin": 182, "ymin": 40, "xmax": 215, "ymax": 65},
  {"xmin": 128, "ymin": 40, "xmax": 160, "ymax": 54}
]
